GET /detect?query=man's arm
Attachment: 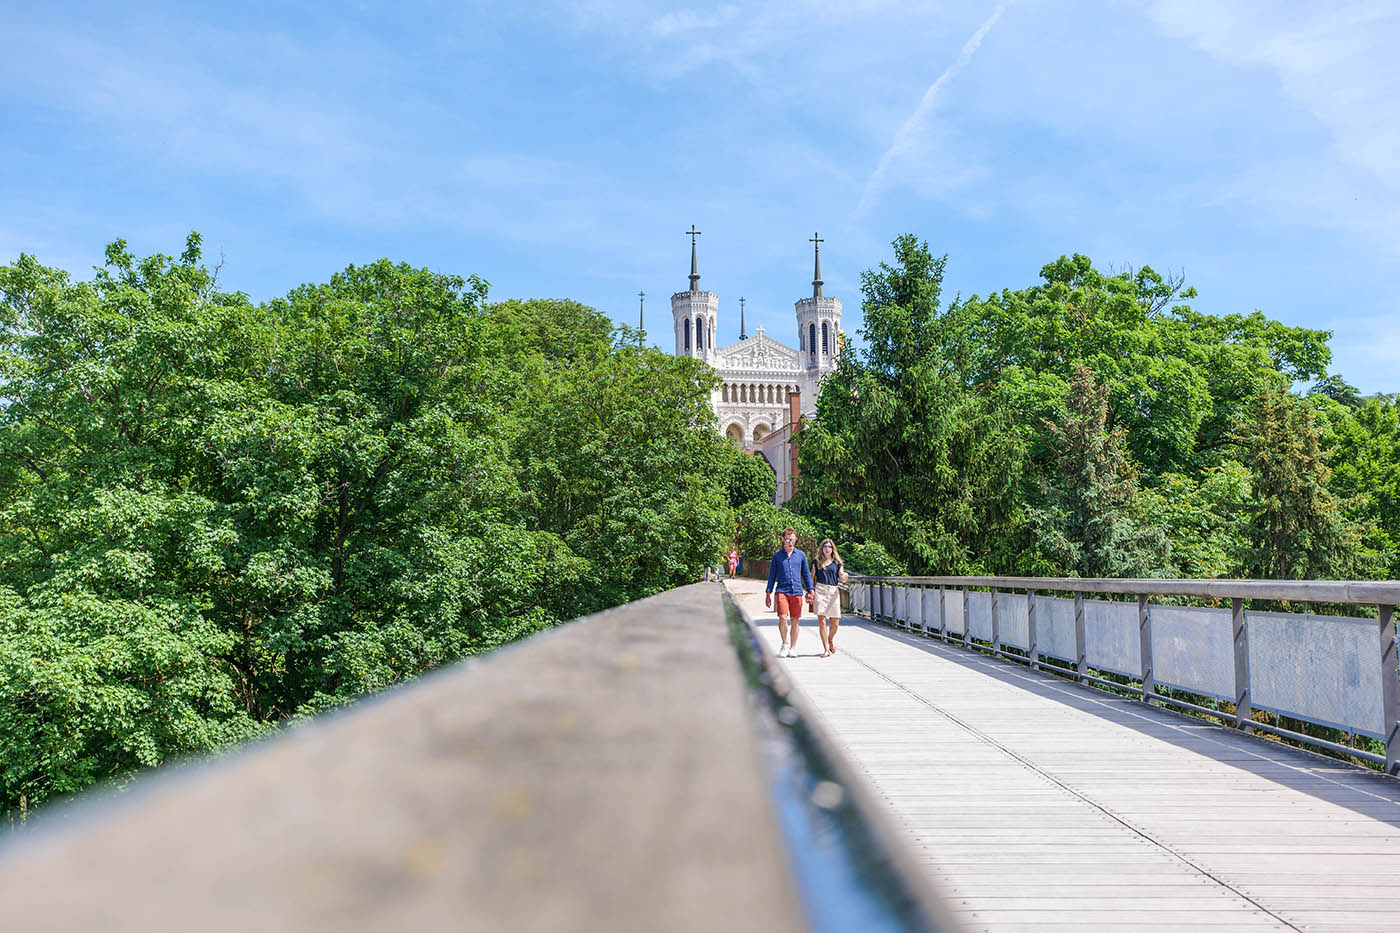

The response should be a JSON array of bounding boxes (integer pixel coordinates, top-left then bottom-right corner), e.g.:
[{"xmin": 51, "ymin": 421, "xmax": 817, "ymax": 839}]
[
  {"xmin": 765, "ymin": 554, "xmax": 779, "ymax": 593},
  {"xmin": 801, "ymin": 553, "xmax": 813, "ymax": 593}
]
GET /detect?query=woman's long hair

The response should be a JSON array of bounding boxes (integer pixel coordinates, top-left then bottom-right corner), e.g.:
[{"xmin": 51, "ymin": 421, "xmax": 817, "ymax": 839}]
[{"xmin": 815, "ymin": 538, "xmax": 843, "ymax": 569}]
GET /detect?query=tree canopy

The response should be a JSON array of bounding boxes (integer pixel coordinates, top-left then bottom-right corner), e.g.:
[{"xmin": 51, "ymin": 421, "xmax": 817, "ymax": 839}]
[
  {"xmin": 797, "ymin": 236, "xmax": 1393, "ymax": 581},
  {"xmin": 0, "ymin": 236, "xmax": 731, "ymax": 814}
]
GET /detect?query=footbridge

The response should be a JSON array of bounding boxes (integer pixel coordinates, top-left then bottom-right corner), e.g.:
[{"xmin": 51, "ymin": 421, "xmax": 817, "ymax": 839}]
[
  {"xmin": 727, "ymin": 575, "xmax": 1400, "ymax": 932},
  {"xmin": 2, "ymin": 575, "xmax": 1398, "ymax": 932}
]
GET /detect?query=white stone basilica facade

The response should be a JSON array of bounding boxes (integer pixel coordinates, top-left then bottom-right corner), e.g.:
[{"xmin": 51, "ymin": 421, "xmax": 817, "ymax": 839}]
[{"xmin": 669, "ymin": 232, "xmax": 842, "ymax": 450}]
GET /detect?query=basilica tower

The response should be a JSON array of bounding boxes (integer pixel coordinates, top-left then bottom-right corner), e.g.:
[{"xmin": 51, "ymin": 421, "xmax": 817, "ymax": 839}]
[
  {"xmin": 672, "ymin": 225, "xmax": 719, "ymax": 362},
  {"xmin": 794, "ymin": 232, "xmax": 841, "ymax": 373}
]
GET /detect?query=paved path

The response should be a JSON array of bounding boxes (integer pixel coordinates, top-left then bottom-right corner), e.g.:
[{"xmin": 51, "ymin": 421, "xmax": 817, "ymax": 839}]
[{"xmin": 727, "ymin": 578, "xmax": 1400, "ymax": 933}]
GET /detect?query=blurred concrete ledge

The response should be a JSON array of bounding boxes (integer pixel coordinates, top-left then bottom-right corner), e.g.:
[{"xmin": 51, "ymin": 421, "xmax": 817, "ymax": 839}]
[{"xmin": 0, "ymin": 583, "xmax": 804, "ymax": 933}]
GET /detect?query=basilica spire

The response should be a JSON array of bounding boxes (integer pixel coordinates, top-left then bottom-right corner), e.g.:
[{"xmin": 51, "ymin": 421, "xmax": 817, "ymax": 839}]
[
  {"xmin": 810, "ymin": 231, "xmax": 824, "ymax": 298},
  {"xmin": 739, "ymin": 296, "xmax": 747, "ymax": 340},
  {"xmin": 686, "ymin": 225, "xmax": 702, "ymax": 292}
]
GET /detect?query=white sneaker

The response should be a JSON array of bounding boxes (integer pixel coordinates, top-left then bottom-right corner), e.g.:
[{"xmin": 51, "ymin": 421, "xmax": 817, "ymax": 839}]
[{"xmin": 777, "ymin": 644, "xmax": 789, "ymax": 658}]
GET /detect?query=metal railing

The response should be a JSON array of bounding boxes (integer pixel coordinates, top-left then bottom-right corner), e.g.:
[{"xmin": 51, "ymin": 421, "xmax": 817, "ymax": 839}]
[{"xmin": 849, "ymin": 575, "xmax": 1400, "ymax": 775}]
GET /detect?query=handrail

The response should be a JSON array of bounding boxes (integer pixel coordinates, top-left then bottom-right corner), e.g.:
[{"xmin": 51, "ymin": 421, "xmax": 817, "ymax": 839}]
[
  {"xmin": 851, "ymin": 574, "xmax": 1400, "ymax": 605},
  {"xmin": 0, "ymin": 583, "xmax": 957, "ymax": 932},
  {"xmin": 848, "ymin": 575, "xmax": 1400, "ymax": 776}
]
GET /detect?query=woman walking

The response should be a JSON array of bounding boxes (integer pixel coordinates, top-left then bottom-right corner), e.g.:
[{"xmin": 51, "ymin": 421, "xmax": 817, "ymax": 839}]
[
  {"xmin": 727, "ymin": 546, "xmax": 739, "ymax": 580},
  {"xmin": 813, "ymin": 538, "xmax": 848, "ymax": 658}
]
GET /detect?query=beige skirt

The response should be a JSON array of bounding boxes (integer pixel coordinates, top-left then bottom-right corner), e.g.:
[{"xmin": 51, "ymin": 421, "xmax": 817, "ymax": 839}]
[{"xmin": 813, "ymin": 583, "xmax": 841, "ymax": 617}]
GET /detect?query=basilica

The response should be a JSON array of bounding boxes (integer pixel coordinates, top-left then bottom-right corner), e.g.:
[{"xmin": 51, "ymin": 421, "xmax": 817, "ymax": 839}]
[{"xmin": 666, "ymin": 229, "xmax": 842, "ymax": 502}]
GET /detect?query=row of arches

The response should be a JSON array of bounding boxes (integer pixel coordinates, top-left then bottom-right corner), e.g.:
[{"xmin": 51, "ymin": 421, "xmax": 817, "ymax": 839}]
[
  {"xmin": 683, "ymin": 316, "xmax": 714, "ymax": 353},
  {"xmin": 725, "ymin": 423, "xmax": 772, "ymax": 445},
  {"xmin": 722, "ymin": 383, "xmax": 794, "ymax": 404}
]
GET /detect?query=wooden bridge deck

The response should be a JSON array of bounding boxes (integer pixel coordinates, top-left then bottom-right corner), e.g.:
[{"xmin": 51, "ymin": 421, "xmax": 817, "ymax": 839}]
[{"xmin": 727, "ymin": 579, "xmax": 1400, "ymax": 933}]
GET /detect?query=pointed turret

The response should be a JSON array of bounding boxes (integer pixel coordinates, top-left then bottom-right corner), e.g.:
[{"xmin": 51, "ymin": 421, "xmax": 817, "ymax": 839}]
[
  {"xmin": 795, "ymin": 233, "xmax": 841, "ymax": 372},
  {"xmin": 687, "ymin": 224, "xmax": 702, "ymax": 292},
  {"xmin": 672, "ymin": 225, "xmax": 718, "ymax": 362},
  {"xmin": 739, "ymin": 297, "xmax": 747, "ymax": 340}
]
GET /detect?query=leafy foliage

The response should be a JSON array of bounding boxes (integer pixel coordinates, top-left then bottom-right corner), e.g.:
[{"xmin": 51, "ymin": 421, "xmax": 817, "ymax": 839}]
[
  {"xmin": 796, "ymin": 235, "xmax": 1024, "ymax": 575},
  {"xmin": 796, "ymin": 235, "xmax": 1385, "ymax": 583},
  {"xmin": 1027, "ymin": 365, "xmax": 1160, "ymax": 578},
  {"xmin": 722, "ymin": 445, "xmax": 778, "ymax": 508},
  {"xmin": 0, "ymin": 237, "xmax": 730, "ymax": 814}
]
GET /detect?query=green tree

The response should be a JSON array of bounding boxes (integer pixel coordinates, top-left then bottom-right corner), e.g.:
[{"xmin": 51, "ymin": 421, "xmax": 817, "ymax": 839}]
[
  {"xmin": 0, "ymin": 238, "xmax": 731, "ymax": 814},
  {"xmin": 1307, "ymin": 374, "xmax": 1362, "ymax": 408},
  {"xmin": 1240, "ymin": 388, "xmax": 1365, "ymax": 579},
  {"xmin": 956, "ymin": 255, "xmax": 1330, "ymax": 477},
  {"xmin": 722, "ymin": 445, "xmax": 777, "ymax": 508},
  {"xmin": 1134, "ymin": 462, "xmax": 1252, "ymax": 578},
  {"xmin": 1027, "ymin": 365, "xmax": 1161, "ymax": 577},
  {"xmin": 797, "ymin": 235, "xmax": 1024, "ymax": 574}
]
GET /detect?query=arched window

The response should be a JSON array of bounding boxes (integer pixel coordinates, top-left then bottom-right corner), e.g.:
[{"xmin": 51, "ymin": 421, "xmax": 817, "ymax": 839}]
[
  {"xmin": 684, "ymin": 318, "xmax": 691, "ymax": 351},
  {"xmin": 768, "ymin": 385, "xmax": 775, "ymax": 403},
  {"xmin": 809, "ymin": 323, "xmax": 817, "ymax": 360},
  {"xmin": 722, "ymin": 384, "xmax": 729, "ymax": 402},
  {"xmin": 822, "ymin": 322, "xmax": 829, "ymax": 354},
  {"xmin": 696, "ymin": 319, "xmax": 703, "ymax": 351}
]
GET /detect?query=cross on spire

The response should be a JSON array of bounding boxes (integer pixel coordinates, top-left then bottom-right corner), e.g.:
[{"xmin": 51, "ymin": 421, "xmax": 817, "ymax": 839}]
[
  {"xmin": 637, "ymin": 290, "xmax": 645, "ymax": 346},
  {"xmin": 810, "ymin": 231, "xmax": 824, "ymax": 298},
  {"xmin": 686, "ymin": 225, "xmax": 702, "ymax": 292}
]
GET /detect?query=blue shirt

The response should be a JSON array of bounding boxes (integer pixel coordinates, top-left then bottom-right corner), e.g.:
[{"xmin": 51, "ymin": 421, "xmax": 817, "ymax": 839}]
[{"xmin": 766, "ymin": 548, "xmax": 813, "ymax": 595}]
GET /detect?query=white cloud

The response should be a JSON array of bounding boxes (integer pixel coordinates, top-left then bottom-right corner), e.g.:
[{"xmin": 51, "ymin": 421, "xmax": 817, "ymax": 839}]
[
  {"xmin": 649, "ymin": 5, "xmax": 741, "ymax": 38},
  {"xmin": 1145, "ymin": 1, "xmax": 1399, "ymax": 181},
  {"xmin": 1143, "ymin": 0, "xmax": 1400, "ymax": 247},
  {"xmin": 853, "ymin": 3, "xmax": 1004, "ymax": 217}
]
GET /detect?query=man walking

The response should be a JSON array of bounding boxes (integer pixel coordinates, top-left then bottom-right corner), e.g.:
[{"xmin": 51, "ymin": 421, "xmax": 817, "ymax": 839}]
[{"xmin": 764, "ymin": 527, "xmax": 813, "ymax": 658}]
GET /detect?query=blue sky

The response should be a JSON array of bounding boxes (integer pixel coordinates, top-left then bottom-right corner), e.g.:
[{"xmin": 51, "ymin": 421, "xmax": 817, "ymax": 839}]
[{"xmin": 3, "ymin": 1, "xmax": 1397, "ymax": 392}]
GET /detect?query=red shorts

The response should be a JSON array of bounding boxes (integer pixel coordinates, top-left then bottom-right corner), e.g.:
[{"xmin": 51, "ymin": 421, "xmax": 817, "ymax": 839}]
[{"xmin": 772, "ymin": 592, "xmax": 804, "ymax": 620}]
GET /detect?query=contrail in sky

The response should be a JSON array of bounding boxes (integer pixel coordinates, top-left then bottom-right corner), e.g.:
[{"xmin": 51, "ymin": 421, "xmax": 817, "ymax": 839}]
[{"xmin": 854, "ymin": 4, "xmax": 1005, "ymax": 217}]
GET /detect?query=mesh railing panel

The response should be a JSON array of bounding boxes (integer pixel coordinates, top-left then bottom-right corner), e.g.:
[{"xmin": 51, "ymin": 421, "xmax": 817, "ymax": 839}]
[
  {"xmin": 967, "ymin": 591, "xmax": 994, "ymax": 642},
  {"xmin": 1035, "ymin": 595, "xmax": 1078, "ymax": 663},
  {"xmin": 1084, "ymin": 598, "xmax": 1142, "ymax": 678},
  {"xmin": 995, "ymin": 592, "xmax": 1030, "ymax": 650},
  {"xmin": 1150, "ymin": 605, "xmax": 1234, "ymax": 701},
  {"xmin": 1248, "ymin": 610, "xmax": 1383, "ymax": 738},
  {"xmin": 943, "ymin": 588, "xmax": 966, "ymax": 636}
]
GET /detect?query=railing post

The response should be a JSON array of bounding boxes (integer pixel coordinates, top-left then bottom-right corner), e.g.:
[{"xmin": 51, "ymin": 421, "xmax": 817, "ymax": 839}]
[
  {"xmin": 879, "ymin": 583, "xmax": 886, "ymax": 624},
  {"xmin": 1380, "ymin": 603, "xmax": 1398, "ymax": 776},
  {"xmin": 1138, "ymin": 594, "xmax": 1154, "ymax": 705},
  {"xmin": 1027, "ymin": 589, "xmax": 1039, "ymax": 672},
  {"xmin": 918, "ymin": 585, "xmax": 928, "ymax": 636},
  {"xmin": 938, "ymin": 587, "xmax": 948, "ymax": 641},
  {"xmin": 991, "ymin": 587, "xmax": 1001, "ymax": 658},
  {"xmin": 1232, "ymin": 597, "xmax": 1252, "ymax": 732},
  {"xmin": 962, "ymin": 585, "xmax": 972, "ymax": 648},
  {"xmin": 1074, "ymin": 591, "xmax": 1087, "ymax": 685}
]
